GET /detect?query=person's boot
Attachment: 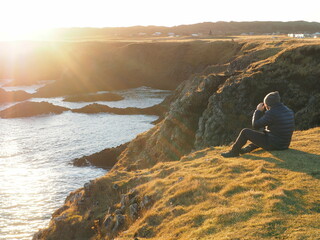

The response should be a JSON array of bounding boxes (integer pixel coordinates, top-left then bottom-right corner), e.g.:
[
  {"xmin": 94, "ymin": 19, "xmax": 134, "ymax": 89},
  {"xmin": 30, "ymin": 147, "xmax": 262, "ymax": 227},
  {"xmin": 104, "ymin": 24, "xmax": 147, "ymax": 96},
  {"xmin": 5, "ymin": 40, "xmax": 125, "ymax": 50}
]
[
  {"xmin": 221, "ymin": 150, "xmax": 239, "ymax": 158},
  {"xmin": 240, "ymin": 144, "xmax": 258, "ymax": 154}
]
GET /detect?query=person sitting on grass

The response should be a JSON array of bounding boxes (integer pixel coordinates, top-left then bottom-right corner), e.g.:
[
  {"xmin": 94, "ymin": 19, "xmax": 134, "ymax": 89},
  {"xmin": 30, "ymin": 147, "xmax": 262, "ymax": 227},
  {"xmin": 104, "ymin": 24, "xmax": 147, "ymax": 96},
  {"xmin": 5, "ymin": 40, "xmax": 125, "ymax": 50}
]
[{"xmin": 221, "ymin": 91, "xmax": 295, "ymax": 158}]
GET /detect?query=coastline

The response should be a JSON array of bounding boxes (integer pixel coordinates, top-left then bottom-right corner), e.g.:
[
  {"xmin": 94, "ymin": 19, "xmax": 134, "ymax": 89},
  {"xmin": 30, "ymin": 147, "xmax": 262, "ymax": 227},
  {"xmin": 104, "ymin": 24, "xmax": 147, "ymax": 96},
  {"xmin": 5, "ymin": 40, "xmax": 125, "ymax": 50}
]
[{"xmin": 34, "ymin": 39, "xmax": 320, "ymax": 239}]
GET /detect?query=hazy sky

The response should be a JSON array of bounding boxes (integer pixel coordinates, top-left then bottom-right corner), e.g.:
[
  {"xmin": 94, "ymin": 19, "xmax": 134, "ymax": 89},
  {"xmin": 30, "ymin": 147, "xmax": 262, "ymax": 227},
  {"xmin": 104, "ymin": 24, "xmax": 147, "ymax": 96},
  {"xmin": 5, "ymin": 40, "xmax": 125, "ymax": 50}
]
[{"xmin": 0, "ymin": 0, "xmax": 319, "ymax": 38}]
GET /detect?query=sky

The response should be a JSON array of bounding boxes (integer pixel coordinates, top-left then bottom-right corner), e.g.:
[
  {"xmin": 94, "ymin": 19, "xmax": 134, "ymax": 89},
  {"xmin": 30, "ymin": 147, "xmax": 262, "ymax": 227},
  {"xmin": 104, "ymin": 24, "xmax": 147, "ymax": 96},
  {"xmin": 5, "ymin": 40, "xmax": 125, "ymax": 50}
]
[{"xmin": 0, "ymin": 0, "xmax": 319, "ymax": 39}]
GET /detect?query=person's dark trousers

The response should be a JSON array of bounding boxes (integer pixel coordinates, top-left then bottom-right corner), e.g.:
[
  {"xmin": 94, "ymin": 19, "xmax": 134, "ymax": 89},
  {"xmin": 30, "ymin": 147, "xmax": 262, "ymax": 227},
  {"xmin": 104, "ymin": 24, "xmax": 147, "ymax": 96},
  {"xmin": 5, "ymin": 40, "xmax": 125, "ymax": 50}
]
[{"xmin": 231, "ymin": 128, "xmax": 270, "ymax": 154}]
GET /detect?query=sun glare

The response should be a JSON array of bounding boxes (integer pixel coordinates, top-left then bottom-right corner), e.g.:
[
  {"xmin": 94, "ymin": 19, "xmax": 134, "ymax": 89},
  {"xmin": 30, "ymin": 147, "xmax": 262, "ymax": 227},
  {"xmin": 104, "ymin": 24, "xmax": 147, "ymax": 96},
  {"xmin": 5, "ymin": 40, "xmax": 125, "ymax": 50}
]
[
  {"xmin": 0, "ymin": 29, "xmax": 38, "ymax": 41},
  {"xmin": 0, "ymin": 0, "xmax": 319, "ymax": 41},
  {"xmin": 0, "ymin": 18, "xmax": 48, "ymax": 41}
]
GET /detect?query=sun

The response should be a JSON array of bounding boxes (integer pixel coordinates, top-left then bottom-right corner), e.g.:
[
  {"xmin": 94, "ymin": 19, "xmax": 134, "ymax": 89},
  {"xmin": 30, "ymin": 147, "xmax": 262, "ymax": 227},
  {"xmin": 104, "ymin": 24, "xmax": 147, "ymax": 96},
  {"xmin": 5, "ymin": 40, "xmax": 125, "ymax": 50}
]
[
  {"xmin": 0, "ymin": 28, "xmax": 37, "ymax": 41},
  {"xmin": 0, "ymin": 19, "xmax": 47, "ymax": 41}
]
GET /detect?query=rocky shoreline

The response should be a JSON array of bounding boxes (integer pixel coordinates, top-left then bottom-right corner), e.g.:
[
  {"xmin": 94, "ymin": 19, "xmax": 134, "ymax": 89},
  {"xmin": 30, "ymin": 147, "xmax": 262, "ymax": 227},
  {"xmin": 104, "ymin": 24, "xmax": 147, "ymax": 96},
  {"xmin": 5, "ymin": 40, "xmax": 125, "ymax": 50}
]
[
  {"xmin": 0, "ymin": 100, "xmax": 169, "ymax": 120},
  {"xmin": 72, "ymin": 143, "xmax": 129, "ymax": 169}
]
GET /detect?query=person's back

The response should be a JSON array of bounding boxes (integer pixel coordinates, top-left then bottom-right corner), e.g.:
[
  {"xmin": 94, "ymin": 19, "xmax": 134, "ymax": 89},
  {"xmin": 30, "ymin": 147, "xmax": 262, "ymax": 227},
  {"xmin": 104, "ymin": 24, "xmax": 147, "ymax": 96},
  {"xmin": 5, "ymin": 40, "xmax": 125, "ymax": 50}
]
[{"xmin": 261, "ymin": 102, "xmax": 295, "ymax": 149}]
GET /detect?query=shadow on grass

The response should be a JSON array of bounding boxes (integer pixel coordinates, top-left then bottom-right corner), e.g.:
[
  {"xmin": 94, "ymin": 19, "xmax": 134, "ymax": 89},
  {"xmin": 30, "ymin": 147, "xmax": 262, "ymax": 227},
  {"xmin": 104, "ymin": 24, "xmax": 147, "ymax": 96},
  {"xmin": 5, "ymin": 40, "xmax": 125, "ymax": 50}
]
[{"xmin": 242, "ymin": 149, "xmax": 320, "ymax": 179}]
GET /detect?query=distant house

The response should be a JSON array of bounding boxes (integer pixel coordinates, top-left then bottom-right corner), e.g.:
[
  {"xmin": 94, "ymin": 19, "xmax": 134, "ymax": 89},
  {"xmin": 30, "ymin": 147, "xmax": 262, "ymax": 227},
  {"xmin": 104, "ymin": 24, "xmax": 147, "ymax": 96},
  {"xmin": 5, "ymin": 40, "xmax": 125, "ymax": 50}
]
[
  {"xmin": 152, "ymin": 32, "xmax": 162, "ymax": 36},
  {"xmin": 288, "ymin": 33, "xmax": 305, "ymax": 38},
  {"xmin": 168, "ymin": 32, "xmax": 175, "ymax": 36},
  {"xmin": 191, "ymin": 33, "xmax": 199, "ymax": 37}
]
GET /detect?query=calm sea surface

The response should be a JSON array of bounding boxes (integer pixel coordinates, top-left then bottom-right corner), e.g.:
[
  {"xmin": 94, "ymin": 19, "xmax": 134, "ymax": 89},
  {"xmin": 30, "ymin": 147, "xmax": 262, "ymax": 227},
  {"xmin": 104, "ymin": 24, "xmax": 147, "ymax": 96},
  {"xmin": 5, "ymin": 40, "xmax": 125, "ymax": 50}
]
[{"xmin": 0, "ymin": 84, "xmax": 170, "ymax": 239}]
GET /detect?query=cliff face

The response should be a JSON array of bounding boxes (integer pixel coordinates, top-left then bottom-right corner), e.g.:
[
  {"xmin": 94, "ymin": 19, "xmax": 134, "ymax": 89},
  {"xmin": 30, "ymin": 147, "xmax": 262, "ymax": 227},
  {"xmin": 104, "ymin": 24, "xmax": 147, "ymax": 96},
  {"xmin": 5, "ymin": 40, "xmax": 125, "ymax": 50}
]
[
  {"xmin": 1, "ymin": 41, "xmax": 240, "ymax": 96},
  {"xmin": 116, "ymin": 41, "xmax": 320, "ymax": 170},
  {"xmin": 34, "ymin": 40, "xmax": 320, "ymax": 239},
  {"xmin": 195, "ymin": 44, "xmax": 320, "ymax": 148},
  {"xmin": 19, "ymin": 41, "xmax": 240, "ymax": 97}
]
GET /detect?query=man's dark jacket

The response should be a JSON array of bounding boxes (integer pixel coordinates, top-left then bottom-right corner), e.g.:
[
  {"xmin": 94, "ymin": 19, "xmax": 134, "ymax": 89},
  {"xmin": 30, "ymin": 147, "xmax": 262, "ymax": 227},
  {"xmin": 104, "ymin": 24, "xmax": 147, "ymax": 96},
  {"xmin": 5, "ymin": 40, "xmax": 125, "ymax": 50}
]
[{"xmin": 252, "ymin": 102, "xmax": 295, "ymax": 149}]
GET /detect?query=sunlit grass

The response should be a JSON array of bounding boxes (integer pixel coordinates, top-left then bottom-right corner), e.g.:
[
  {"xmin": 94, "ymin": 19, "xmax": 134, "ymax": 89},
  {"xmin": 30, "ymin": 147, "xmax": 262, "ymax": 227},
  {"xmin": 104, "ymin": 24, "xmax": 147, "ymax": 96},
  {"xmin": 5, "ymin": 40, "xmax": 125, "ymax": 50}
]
[{"xmin": 42, "ymin": 127, "xmax": 320, "ymax": 239}]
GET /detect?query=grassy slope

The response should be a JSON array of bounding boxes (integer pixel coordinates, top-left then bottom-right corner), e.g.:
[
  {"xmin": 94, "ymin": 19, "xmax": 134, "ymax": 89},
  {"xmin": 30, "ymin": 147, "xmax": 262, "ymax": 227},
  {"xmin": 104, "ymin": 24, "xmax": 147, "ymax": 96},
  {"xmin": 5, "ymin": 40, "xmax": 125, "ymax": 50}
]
[
  {"xmin": 52, "ymin": 128, "xmax": 320, "ymax": 240},
  {"xmin": 109, "ymin": 127, "xmax": 320, "ymax": 240},
  {"xmin": 38, "ymin": 123, "xmax": 320, "ymax": 240}
]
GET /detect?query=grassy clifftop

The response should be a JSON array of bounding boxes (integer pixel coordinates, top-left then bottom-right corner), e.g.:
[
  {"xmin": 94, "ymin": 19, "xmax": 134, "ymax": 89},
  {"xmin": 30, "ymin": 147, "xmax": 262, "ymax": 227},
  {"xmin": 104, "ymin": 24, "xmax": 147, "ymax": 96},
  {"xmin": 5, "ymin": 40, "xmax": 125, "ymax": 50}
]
[
  {"xmin": 34, "ymin": 127, "xmax": 320, "ymax": 240},
  {"xmin": 33, "ymin": 39, "xmax": 320, "ymax": 239}
]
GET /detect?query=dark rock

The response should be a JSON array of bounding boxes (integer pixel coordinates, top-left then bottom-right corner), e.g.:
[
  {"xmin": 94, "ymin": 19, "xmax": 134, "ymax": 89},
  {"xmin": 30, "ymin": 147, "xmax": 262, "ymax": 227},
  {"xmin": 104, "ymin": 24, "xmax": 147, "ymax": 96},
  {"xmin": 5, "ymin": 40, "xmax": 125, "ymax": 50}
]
[
  {"xmin": 72, "ymin": 102, "xmax": 167, "ymax": 118},
  {"xmin": 53, "ymin": 213, "xmax": 67, "ymax": 223},
  {"xmin": 63, "ymin": 92, "xmax": 124, "ymax": 102},
  {"xmin": 107, "ymin": 206, "xmax": 116, "ymax": 215},
  {"xmin": 114, "ymin": 209, "xmax": 122, "ymax": 215},
  {"xmin": 72, "ymin": 142, "xmax": 129, "ymax": 169},
  {"xmin": 52, "ymin": 205, "xmax": 69, "ymax": 218},
  {"xmin": 130, "ymin": 195, "xmax": 139, "ymax": 205},
  {"xmin": 0, "ymin": 88, "xmax": 31, "ymax": 104},
  {"xmin": 140, "ymin": 195, "xmax": 153, "ymax": 209},
  {"xmin": 128, "ymin": 189, "xmax": 138, "ymax": 200},
  {"xmin": 120, "ymin": 194, "xmax": 129, "ymax": 208},
  {"xmin": 0, "ymin": 101, "xmax": 69, "ymax": 118},
  {"xmin": 65, "ymin": 192, "xmax": 83, "ymax": 204},
  {"xmin": 112, "ymin": 214, "xmax": 125, "ymax": 232},
  {"xmin": 104, "ymin": 215, "xmax": 114, "ymax": 232},
  {"xmin": 129, "ymin": 203, "xmax": 139, "ymax": 220},
  {"xmin": 84, "ymin": 180, "xmax": 94, "ymax": 192}
]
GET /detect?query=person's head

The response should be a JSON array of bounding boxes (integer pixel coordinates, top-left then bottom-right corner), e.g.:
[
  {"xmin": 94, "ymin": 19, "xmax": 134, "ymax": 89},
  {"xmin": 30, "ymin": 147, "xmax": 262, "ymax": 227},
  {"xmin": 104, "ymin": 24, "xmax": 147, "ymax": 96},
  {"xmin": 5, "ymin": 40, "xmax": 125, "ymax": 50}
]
[{"xmin": 263, "ymin": 91, "xmax": 281, "ymax": 110}]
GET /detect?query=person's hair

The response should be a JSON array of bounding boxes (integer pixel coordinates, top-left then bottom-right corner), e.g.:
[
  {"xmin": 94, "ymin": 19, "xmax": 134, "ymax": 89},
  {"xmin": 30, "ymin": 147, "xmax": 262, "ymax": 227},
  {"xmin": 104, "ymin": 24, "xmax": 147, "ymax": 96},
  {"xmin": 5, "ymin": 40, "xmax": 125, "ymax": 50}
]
[{"xmin": 264, "ymin": 91, "xmax": 281, "ymax": 107}]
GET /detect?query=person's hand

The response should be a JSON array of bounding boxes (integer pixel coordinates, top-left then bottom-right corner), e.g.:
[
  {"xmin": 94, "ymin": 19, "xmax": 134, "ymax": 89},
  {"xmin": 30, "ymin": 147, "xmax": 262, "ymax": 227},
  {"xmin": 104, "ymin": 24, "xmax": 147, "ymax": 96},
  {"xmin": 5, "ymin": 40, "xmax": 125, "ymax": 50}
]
[{"xmin": 256, "ymin": 103, "xmax": 265, "ymax": 111}]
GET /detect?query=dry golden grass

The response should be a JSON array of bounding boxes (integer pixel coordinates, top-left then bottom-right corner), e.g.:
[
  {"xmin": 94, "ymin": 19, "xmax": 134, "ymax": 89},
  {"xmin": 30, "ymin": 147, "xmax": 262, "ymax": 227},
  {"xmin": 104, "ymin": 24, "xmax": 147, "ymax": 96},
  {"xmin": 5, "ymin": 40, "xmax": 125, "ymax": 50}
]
[
  {"xmin": 40, "ymin": 127, "xmax": 320, "ymax": 240},
  {"xmin": 111, "ymin": 127, "xmax": 320, "ymax": 240}
]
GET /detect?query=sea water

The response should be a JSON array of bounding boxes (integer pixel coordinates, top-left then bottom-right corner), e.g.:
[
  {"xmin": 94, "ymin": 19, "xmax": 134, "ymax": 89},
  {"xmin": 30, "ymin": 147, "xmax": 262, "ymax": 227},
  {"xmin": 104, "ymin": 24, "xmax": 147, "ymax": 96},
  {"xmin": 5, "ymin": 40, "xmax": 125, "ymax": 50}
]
[{"xmin": 0, "ymin": 85, "xmax": 171, "ymax": 239}]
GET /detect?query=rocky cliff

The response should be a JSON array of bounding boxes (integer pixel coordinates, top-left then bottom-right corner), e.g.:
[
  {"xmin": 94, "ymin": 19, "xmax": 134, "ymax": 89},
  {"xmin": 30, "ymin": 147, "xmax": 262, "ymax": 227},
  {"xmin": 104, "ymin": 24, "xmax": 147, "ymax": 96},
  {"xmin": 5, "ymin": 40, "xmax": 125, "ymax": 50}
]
[
  {"xmin": 114, "ymin": 41, "xmax": 320, "ymax": 170},
  {"xmin": 34, "ymin": 39, "xmax": 320, "ymax": 239},
  {"xmin": 0, "ymin": 40, "xmax": 240, "ymax": 97}
]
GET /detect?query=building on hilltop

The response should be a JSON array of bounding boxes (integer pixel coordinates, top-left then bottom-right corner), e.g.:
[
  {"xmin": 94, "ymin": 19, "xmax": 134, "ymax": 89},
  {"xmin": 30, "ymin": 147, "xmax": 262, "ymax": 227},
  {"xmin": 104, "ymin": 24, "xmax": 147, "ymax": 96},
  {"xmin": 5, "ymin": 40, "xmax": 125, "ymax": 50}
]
[
  {"xmin": 152, "ymin": 32, "xmax": 162, "ymax": 36},
  {"xmin": 288, "ymin": 33, "xmax": 320, "ymax": 38}
]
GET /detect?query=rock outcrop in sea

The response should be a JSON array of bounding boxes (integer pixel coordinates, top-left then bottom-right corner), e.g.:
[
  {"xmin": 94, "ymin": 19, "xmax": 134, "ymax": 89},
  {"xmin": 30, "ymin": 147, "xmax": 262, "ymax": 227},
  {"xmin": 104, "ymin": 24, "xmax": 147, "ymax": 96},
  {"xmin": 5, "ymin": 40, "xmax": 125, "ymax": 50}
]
[
  {"xmin": 0, "ymin": 101, "xmax": 69, "ymax": 118},
  {"xmin": 0, "ymin": 88, "xmax": 31, "ymax": 104},
  {"xmin": 73, "ymin": 143, "xmax": 129, "ymax": 169},
  {"xmin": 63, "ymin": 93, "xmax": 124, "ymax": 102}
]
